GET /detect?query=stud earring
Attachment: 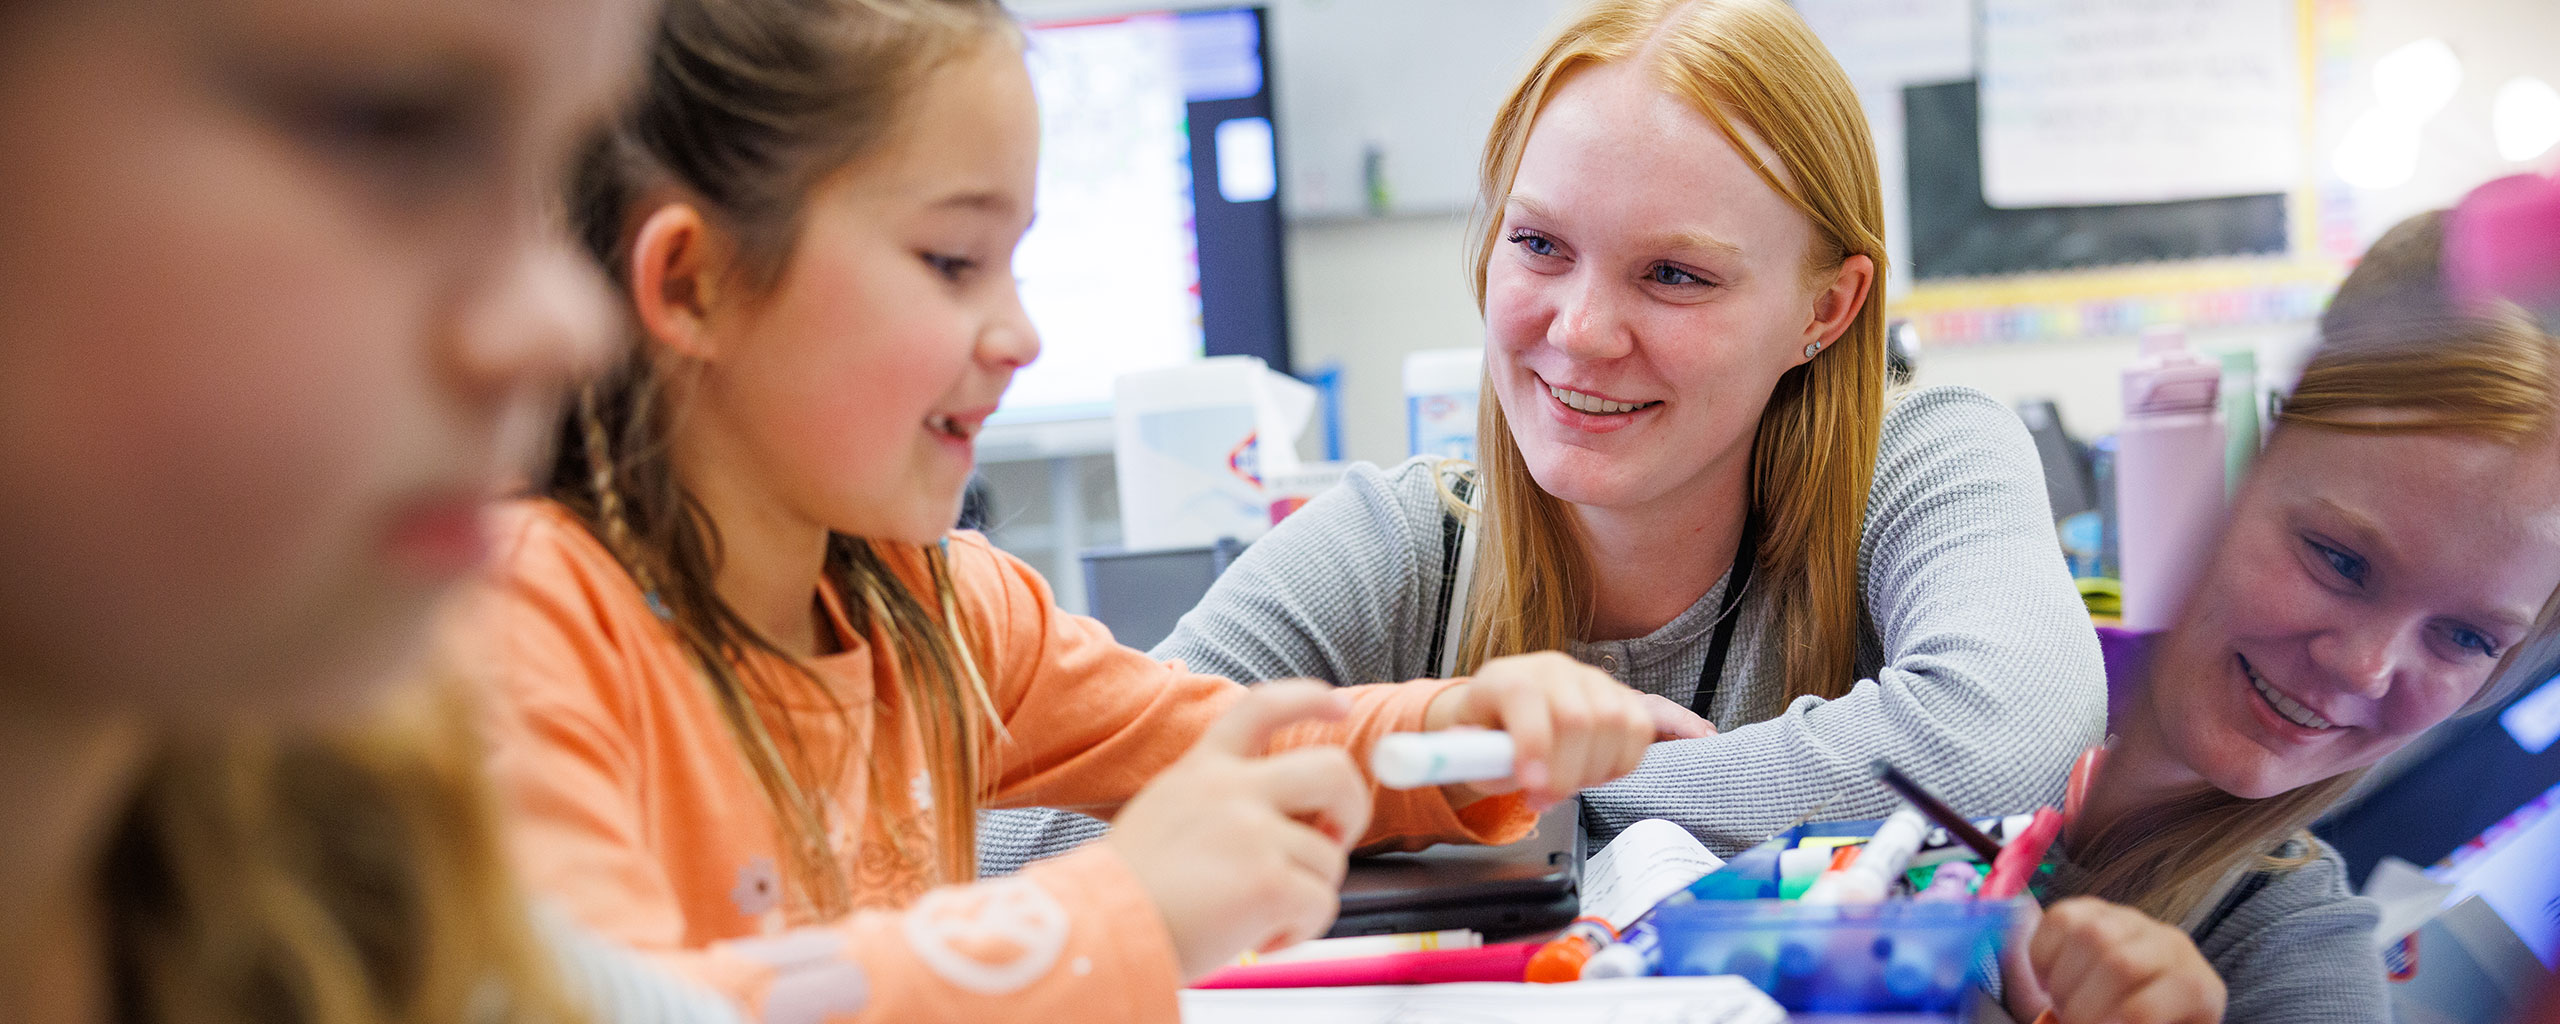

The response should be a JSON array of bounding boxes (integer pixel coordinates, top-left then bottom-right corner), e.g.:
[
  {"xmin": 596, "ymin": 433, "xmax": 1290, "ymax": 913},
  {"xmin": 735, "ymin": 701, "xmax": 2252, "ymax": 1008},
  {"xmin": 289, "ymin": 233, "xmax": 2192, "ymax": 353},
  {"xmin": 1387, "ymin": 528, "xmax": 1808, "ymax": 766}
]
[{"xmin": 1804, "ymin": 341, "xmax": 1824, "ymax": 358}]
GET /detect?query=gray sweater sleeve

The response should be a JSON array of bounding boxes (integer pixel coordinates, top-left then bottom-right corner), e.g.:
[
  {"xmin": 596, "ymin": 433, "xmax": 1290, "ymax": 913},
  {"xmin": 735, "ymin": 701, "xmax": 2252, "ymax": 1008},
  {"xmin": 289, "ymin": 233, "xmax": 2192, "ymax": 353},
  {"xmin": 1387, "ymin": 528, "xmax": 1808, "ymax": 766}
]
[
  {"xmin": 1148, "ymin": 459, "xmax": 1454, "ymax": 686},
  {"xmin": 974, "ymin": 463, "xmax": 1445, "ymax": 877},
  {"xmin": 1578, "ymin": 388, "xmax": 2107, "ymax": 852},
  {"xmin": 2196, "ymin": 842, "xmax": 2392, "ymax": 1024}
]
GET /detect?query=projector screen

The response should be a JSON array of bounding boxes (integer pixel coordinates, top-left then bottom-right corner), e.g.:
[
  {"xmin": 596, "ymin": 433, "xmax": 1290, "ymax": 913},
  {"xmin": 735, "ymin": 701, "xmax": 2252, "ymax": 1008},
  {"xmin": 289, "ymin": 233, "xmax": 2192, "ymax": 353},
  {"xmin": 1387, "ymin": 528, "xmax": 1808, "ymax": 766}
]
[{"xmin": 999, "ymin": 7, "xmax": 1289, "ymax": 425}]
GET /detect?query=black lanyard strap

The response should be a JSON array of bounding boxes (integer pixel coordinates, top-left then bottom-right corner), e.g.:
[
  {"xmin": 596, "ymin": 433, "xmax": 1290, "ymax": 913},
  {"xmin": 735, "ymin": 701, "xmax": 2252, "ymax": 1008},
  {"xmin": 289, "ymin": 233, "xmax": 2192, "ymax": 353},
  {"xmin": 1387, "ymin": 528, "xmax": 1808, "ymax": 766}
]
[{"xmin": 1689, "ymin": 515, "xmax": 1758, "ymax": 721}]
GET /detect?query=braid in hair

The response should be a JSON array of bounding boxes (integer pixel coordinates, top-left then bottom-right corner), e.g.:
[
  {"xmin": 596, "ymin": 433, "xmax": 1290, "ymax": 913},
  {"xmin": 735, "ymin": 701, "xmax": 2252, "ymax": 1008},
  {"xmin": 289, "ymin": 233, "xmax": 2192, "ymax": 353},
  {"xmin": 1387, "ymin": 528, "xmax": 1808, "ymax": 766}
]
[{"xmin": 542, "ymin": 0, "xmax": 1021, "ymax": 911}]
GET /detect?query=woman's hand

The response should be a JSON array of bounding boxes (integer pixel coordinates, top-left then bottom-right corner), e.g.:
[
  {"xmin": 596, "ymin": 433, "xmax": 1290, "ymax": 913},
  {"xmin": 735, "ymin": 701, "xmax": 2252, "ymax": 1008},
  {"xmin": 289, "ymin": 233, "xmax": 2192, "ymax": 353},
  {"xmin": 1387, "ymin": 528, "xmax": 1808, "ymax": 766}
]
[
  {"xmin": 1420, "ymin": 651, "xmax": 1660, "ymax": 810},
  {"xmin": 1641, "ymin": 692, "xmax": 1718, "ymax": 740},
  {"xmin": 1107, "ymin": 682, "xmax": 1373, "ymax": 981},
  {"xmin": 2003, "ymin": 897, "xmax": 2227, "ymax": 1024}
]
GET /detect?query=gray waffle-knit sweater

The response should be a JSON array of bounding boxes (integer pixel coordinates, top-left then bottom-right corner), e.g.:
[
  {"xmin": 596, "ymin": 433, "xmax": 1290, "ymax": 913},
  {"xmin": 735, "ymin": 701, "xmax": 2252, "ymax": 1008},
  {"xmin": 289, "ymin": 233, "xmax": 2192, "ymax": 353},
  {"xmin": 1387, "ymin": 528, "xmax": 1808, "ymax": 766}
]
[
  {"xmin": 2180, "ymin": 839, "xmax": 2389, "ymax": 1024},
  {"xmin": 1988, "ymin": 837, "xmax": 2389, "ymax": 1024},
  {"xmin": 978, "ymin": 386, "xmax": 2107, "ymax": 873}
]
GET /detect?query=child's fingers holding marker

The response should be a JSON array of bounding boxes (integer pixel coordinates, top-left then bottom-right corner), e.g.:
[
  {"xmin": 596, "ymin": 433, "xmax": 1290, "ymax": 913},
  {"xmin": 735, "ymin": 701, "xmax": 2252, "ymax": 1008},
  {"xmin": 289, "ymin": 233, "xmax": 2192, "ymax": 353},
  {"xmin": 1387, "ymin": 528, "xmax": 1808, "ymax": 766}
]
[
  {"xmin": 1508, "ymin": 676, "xmax": 1574, "ymax": 807},
  {"xmin": 1421, "ymin": 652, "xmax": 1664, "ymax": 808},
  {"xmin": 1594, "ymin": 676, "xmax": 1656, "ymax": 781},
  {"xmin": 1109, "ymin": 681, "xmax": 1373, "ymax": 981},
  {"xmin": 1549, "ymin": 671, "xmax": 1623, "ymax": 800},
  {"xmin": 1252, "ymin": 746, "xmax": 1373, "ymax": 850}
]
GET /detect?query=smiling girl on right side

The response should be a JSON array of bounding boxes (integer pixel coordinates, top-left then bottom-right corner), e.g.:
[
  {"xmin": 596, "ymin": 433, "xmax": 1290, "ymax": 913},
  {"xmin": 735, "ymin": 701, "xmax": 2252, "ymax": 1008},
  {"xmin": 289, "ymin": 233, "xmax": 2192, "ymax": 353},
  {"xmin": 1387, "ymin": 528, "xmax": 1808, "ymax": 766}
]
[{"xmin": 2000, "ymin": 209, "xmax": 2560, "ymax": 1024}]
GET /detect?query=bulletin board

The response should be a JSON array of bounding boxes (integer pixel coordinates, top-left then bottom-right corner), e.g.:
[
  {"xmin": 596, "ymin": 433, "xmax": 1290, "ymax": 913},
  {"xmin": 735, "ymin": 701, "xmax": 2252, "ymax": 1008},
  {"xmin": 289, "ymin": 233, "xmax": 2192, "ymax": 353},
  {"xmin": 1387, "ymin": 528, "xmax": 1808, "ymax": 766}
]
[{"xmin": 1796, "ymin": 0, "xmax": 2370, "ymax": 348}]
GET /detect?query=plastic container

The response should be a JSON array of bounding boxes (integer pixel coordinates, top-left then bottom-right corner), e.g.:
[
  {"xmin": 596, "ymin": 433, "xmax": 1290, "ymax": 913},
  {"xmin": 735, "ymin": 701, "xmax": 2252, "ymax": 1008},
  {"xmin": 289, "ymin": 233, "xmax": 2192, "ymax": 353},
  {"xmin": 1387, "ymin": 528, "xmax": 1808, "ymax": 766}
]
[
  {"xmin": 2114, "ymin": 327, "xmax": 2224, "ymax": 631},
  {"xmin": 1615, "ymin": 817, "xmax": 2025, "ymax": 1015},
  {"xmin": 1648, "ymin": 898, "xmax": 2015, "ymax": 1015}
]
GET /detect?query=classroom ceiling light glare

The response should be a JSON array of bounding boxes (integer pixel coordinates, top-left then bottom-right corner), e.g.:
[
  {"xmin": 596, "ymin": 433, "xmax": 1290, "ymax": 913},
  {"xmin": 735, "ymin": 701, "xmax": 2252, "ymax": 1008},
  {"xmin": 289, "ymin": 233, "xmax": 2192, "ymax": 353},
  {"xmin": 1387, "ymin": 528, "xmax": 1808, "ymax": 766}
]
[
  {"xmin": 2371, "ymin": 37, "xmax": 2463, "ymax": 118},
  {"xmin": 2492, "ymin": 77, "xmax": 2560, "ymax": 163},
  {"xmin": 2334, "ymin": 108, "xmax": 2421, "ymax": 190}
]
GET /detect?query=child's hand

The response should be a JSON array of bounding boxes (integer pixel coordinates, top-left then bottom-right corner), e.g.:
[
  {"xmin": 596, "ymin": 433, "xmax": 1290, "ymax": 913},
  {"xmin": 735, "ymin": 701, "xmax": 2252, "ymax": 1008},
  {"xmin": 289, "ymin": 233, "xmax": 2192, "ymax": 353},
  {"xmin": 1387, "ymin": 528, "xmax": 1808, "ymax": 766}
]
[
  {"xmin": 1421, "ymin": 651, "xmax": 1658, "ymax": 810},
  {"xmin": 1105, "ymin": 681, "xmax": 1372, "ymax": 982},
  {"xmin": 2004, "ymin": 897, "xmax": 2226, "ymax": 1024}
]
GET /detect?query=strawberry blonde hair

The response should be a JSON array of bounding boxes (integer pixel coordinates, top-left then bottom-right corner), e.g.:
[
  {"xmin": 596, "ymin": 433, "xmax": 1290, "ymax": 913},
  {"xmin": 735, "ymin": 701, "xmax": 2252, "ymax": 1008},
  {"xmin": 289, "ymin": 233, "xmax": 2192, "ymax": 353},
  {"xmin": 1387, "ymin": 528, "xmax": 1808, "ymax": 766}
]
[
  {"xmin": 2073, "ymin": 209, "xmax": 2560, "ymax": 926},
  {"xmin": 1456, "ymin": 0, "xmax": 1889, "ymax": 711}
]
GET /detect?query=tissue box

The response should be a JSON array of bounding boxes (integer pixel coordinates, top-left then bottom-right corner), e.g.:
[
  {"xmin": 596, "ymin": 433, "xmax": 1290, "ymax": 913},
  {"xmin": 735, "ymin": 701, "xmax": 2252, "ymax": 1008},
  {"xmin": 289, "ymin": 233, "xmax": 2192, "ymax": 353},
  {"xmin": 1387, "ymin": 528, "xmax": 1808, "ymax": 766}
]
[{"xmin": 1112, "ymin": 356, "xmax": 1313, "ymax": 550}]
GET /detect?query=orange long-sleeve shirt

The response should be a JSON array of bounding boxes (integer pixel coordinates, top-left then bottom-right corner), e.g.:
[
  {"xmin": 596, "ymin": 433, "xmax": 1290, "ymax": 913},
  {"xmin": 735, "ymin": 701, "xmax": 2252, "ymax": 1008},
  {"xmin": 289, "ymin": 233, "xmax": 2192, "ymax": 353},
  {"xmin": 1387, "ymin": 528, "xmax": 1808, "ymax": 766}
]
[{"xmin": 468, "ymin": 501, "xmax": 1529, "ymax": 1024}]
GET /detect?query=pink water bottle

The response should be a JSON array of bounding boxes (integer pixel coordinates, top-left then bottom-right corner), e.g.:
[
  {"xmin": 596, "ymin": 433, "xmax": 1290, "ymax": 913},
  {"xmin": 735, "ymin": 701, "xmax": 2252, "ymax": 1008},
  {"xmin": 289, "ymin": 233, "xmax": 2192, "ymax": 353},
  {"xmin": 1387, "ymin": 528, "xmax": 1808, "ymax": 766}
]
[
  {"xmin": 2447, "ymin": 171, "xmax": 2560, "ymax": 321},
  {"xmin": 2115, "ymin": 326, "xmax": 2225, "ymax": 632}
]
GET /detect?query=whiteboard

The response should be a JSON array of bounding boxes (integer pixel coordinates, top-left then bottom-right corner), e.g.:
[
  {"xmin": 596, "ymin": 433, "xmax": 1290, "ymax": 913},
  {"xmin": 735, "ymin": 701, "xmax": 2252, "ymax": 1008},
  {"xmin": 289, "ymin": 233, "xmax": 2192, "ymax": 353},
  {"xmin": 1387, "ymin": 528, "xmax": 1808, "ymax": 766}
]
[{"xmin": 1978, "ymin": 0, "xmax": 2302, "ymax": 208}]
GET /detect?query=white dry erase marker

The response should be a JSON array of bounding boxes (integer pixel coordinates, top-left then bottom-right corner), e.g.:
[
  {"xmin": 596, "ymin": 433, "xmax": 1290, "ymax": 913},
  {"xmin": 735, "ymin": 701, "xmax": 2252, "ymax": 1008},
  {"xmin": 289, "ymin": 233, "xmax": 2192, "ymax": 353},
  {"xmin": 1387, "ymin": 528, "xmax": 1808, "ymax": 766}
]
[{"xmin": 1371, "ymin": 730, "xmax": 1516, "ymax": 789}]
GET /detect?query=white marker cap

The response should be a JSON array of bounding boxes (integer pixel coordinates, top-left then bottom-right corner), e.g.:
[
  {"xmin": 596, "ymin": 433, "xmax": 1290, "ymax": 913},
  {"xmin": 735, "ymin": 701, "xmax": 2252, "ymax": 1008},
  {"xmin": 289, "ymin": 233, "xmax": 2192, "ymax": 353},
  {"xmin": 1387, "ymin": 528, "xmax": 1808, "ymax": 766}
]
[{"xmin": 1579, "ymin": 942, "xmax": 1649, "ymax": 980}]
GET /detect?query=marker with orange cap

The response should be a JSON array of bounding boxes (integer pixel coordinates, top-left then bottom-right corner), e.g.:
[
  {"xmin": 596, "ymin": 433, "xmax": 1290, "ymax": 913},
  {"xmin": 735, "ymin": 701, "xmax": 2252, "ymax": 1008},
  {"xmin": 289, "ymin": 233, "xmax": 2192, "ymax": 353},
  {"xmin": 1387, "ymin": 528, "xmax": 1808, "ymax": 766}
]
[{"xmin": 1524, "ymin": 917, "xmax": 1615, "ymax": 983}]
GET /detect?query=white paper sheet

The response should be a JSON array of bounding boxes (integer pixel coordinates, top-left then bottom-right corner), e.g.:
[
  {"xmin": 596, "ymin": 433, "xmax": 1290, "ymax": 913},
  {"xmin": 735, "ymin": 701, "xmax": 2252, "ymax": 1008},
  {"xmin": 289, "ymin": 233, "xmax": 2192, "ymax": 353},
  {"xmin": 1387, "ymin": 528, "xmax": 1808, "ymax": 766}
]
[
  {"xmin": 1978, "ymin": 0, "xmax": 2302, "ymax": 208},
  {"xmin": 1581, "ymin": 819, "xmax": 1726, "ymax": 931},
  {"xmin": 1180, "ymin": 977, "xmax": 1785, "ymax": 1024}
]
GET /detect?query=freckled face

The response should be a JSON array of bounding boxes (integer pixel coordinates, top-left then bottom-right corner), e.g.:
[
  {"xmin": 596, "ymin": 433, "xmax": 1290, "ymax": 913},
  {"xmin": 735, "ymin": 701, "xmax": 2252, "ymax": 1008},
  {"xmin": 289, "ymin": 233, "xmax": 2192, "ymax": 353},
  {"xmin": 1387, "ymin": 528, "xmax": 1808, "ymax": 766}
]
[
  {"xmin": 2149, "ymin": 424, "xmax": 2560, "ymax": 799},
  {"xmin": 1484, "ymin": 60, "xmax": 1830, "ymax": 517}
]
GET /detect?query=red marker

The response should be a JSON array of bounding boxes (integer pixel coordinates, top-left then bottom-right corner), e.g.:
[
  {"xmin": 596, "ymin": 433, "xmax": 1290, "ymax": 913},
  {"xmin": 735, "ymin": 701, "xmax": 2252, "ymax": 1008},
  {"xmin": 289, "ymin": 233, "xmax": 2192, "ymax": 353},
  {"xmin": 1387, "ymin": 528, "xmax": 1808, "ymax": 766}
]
[{"xmin": 1979, "ymin": 807, "xmax": 2063, "ymax": 901}]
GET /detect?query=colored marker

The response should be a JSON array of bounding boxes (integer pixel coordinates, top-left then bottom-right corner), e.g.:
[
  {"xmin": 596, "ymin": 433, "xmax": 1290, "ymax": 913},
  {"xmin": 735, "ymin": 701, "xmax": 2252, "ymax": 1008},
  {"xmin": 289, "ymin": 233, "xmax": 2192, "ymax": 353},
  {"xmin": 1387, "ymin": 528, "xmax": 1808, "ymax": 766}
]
[
  {"xmin": 1190, "ymin": 941, "xmax": 1540, "ymax": 989},
  {"xmin": 1979, "ymin": 807, "xmax": 2063, "ymax": 901},
  {"xmin": 1523, "ymin": 917, "xmax": 1614, "ymax": 983},
  {"xmin": 1913, "ymin": 861, "xmax": 1980, "ymax": 902},
  {"xmin": 1578, "ymin": 930, "xmax": 1655, "ymax": 980},
  {"xmin": 1803, "ymin": 808, "xmax": 1928, "ymax": 905},
  {"xmin": 1776, "ymin": 845, "xmax": 1833, "ymax": 901},
  {"xmin": 1372, "ymin": 730, "xmax": 1514, "ymax": 789},
  {"xmin": 1558, "ymin": 798, "xmax": 1852, "ymax": 979},
  {"xmin": 1798, "ymin": 844, "xmax": 1863, "ymax": 903},
  {"xmin": 1871, "ymin": 759, "xmax": 2003, "ymax": 862}
]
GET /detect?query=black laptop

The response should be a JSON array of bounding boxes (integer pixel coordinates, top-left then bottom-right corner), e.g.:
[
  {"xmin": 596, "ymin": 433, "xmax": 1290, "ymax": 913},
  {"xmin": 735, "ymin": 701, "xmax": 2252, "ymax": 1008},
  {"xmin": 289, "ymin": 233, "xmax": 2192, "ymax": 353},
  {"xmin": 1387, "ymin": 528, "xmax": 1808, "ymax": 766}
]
[{"xmin": 1326, "ymin": 798, "xmax": 1583, "ymax": 940}]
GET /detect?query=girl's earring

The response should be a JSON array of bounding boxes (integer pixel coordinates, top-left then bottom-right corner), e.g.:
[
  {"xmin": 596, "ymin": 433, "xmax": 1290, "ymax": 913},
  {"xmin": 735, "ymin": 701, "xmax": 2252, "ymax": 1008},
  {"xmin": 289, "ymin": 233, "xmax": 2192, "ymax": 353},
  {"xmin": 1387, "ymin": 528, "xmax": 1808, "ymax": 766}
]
[{"xmin": 1803, "ymin": 341, "xmax": 1824, "ymax": 359}]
